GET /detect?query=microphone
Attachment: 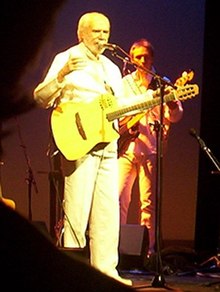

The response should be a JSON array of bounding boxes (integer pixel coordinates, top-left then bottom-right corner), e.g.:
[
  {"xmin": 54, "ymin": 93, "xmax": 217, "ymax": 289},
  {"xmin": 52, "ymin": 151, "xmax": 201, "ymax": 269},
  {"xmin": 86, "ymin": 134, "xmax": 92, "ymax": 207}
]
[
  {"xmin": 162, "ymin": 76, "xmax": 171, "ymax": 83},
  {"xmin": 190, "ymin": 128, "xmax": 220, "ymax": 171},
  {"xmin": 103, "ymin": 43, "xmax": 118, "ymax": 51},
  {"xmin": 189, "ymin": 128, "xmax": 206, "ymax": 149}
]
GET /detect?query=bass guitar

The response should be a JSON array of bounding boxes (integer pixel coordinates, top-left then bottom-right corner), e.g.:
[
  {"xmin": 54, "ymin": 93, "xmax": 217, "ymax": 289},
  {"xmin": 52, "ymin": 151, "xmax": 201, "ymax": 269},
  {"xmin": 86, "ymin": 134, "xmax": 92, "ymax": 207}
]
[{"xmin": 117, "ymin": 69, "xmax": 195, "ymax": 155}]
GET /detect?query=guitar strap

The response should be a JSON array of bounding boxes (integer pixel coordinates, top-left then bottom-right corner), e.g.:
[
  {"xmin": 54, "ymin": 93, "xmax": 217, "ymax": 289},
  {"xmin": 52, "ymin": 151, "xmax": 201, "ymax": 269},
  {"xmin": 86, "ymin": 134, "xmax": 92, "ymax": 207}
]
[{"xmin": 104, "ymin": 81, "xmax": 115, "ymax": 96}]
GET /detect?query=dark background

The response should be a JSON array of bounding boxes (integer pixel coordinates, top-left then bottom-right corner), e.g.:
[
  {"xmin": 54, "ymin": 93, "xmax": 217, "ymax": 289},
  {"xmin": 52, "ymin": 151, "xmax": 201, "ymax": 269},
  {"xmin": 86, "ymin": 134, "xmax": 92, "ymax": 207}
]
[
  {"xmin": 194, "ymin": 1, "xmax": 220, "ymax": 255},
  {"xmin": 1, "ymin": 0, "xmax": 219, "ymax": 255}
]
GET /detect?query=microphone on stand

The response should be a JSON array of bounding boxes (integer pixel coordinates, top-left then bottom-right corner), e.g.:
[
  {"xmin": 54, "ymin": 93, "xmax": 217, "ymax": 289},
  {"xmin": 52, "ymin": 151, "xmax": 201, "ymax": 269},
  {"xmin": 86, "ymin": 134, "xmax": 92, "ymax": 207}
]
[
  {"xmin": 189, "ymin": 128, "xmax": 206, "ymax": 150},
  {"xmin": 189, "ymin": 128, "xmax": 220, "ymax": 172},
  {"xmin": 103, "ymin": 43, "xmax": 118, "ymax": 51}
]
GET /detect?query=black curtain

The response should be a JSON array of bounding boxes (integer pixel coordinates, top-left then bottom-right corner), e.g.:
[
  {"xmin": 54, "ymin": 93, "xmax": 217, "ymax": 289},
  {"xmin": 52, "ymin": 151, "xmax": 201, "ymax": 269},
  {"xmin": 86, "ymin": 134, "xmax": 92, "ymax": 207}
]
[{"xmin": 195, "ymin": 0, "xmax": 220, "ymax": 256}]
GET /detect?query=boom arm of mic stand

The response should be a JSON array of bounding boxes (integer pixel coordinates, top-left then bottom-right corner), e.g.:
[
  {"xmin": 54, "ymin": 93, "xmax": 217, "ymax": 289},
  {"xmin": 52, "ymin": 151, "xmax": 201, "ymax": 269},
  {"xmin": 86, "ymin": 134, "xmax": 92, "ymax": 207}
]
[
  {"xmin": 200, "ymin": 144, "xmax": 220, "ymax": 171},
  {"xmin": 110, "ymin": 45, "xmax": 177, "ymax": 89},
  {"xmin": 190, "ymin": 129, "xmax": 220, "ymax": 172}
]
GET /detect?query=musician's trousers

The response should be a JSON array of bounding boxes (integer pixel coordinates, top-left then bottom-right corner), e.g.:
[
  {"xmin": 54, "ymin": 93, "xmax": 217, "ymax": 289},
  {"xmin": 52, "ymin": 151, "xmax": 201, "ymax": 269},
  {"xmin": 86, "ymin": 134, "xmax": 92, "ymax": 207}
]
[
  {"xmin": 63, "ymin": 142, "xmax": 121, "ymax": 278},
  {"xmin": 119, "ymin": 153, "xmax": 156, "ymax": 255}
]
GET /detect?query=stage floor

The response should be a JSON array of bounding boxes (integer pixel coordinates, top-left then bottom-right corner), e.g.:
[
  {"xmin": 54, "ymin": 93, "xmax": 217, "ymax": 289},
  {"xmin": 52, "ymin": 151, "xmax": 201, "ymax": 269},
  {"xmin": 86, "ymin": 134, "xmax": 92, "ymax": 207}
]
[
  {"xmin": 60, "ymin": 244, "xmax": 220, "ymax": 291},
  {"xmin": 116, "ymin": 241, "xmax": 220, "ymax": 291},
  {"xmin": 120, "ymin": 269, "xmax": 220, "ymax": 291}
]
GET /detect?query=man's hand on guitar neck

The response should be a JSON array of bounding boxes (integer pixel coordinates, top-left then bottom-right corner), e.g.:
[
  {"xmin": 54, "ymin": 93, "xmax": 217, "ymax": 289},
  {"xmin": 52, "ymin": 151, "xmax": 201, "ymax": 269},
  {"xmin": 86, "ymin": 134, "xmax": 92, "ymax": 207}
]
[{"xmin": 166, "ymin": 100, "xmax": 179, "ymax": 110}]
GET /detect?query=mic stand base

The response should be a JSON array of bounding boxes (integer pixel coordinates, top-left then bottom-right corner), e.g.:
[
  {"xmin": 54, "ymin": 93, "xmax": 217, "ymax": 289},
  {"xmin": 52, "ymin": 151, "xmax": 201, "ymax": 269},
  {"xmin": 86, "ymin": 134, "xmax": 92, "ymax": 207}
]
[{"xmin": 151, "ymin": 273, "xmax": 166, "ymax": 287}]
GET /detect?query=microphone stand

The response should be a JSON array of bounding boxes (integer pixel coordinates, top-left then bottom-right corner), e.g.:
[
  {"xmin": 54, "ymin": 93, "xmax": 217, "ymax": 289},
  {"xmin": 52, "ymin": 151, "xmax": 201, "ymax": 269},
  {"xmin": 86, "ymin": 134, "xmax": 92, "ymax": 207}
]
[
  {"xmin": 150, "ymin": 77, "xmax": 169, "ymax": 288},
  {"xmin": 189, "ymin": 129, "xmax": 220, "ymax": 286},
  {"xmin": 189, "ymin": 128, "xmax": 220, "ymax": 173},
  {"xmin": 106, "ymin": 44, "xmax": 176, "ymax": 88},
  {"xmin": 16, "ymin": 117, "xmax": 38, "ymax": 221},
  {"xmin": 107, "ymin": 45, "xmax": 176, "ymax": 288}
]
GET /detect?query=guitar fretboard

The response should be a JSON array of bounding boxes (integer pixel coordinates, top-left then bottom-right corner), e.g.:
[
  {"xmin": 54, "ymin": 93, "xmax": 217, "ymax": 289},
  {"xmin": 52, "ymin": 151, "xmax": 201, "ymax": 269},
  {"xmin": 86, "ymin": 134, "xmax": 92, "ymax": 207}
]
[{"xmin": 107, "ymin": 92, "xmax": 176, "ymax": 121}]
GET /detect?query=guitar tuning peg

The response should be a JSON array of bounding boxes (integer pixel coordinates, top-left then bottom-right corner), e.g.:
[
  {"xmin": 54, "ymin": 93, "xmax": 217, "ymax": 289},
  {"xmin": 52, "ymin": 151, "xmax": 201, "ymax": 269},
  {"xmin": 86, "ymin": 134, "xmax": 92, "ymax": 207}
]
[
  {"xmin": 186, "ymin": 68, "xmax": 194, "ymax": 73},
  {"xmin": 186, "ymin": 69, "xmax": 195, "ymax": 80}
]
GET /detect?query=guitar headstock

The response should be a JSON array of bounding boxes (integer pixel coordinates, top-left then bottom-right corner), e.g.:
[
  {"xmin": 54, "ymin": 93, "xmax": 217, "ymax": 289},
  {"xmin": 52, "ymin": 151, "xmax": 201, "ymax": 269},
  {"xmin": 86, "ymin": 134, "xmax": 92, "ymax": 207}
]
[
  {"xmin": 175, "ymin": 84, "xmax": 199, "ymax": 101},
  {"xmin": 175, "ymin": 69, "xmax": 194, "ymax": 87}
]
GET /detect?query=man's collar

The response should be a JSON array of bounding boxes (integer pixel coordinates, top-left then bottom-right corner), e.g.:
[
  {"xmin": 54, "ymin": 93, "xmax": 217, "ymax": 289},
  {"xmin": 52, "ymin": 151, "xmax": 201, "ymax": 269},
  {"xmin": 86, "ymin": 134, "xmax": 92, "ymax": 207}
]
[{"xmin": 79, "ymin": 42, "xmax": 100, "ymax": 61}]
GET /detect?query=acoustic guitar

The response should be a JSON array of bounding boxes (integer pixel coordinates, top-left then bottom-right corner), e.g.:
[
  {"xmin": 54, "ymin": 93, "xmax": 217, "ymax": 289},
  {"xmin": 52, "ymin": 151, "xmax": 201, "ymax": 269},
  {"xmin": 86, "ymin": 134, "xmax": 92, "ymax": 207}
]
[{"xmin": 51, "ymin": 82, "xmax": 199, "ymax": 161}]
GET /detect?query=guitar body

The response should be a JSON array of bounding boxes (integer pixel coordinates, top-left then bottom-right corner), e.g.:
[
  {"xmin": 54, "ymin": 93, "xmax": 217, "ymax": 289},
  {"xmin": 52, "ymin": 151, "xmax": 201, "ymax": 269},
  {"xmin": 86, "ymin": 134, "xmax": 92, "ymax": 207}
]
[{"xmin": 51, "ymin": 94, "xmax": 119, "ymax": 161}]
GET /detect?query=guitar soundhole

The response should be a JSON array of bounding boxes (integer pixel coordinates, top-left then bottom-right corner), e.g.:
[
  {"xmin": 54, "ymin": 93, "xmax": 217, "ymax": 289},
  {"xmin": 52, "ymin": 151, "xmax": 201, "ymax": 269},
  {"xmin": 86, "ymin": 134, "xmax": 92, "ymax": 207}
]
[{"xmin": 75, "ymin": 113, "xmax": 87, "ymax": 140}]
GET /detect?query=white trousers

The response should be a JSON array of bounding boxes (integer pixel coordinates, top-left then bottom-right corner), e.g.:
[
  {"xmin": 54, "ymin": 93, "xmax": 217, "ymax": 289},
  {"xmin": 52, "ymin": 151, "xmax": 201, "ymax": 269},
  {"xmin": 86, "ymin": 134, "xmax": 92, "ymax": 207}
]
[
  {"xmin": 119, "ymin": 153, "xmax": 156, "ymax": 254},
  {"xmin": 63, "ymin": 144, "xmax": 120, "ymax": 278}
]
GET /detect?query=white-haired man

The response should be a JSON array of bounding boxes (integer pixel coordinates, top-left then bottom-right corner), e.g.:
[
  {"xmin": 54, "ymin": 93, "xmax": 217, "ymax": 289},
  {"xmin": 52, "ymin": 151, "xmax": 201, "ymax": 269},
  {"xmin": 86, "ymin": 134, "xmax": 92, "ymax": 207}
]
[{"xmin": 34, "ymin": 11, "xmax": 136, "ymax": 285}]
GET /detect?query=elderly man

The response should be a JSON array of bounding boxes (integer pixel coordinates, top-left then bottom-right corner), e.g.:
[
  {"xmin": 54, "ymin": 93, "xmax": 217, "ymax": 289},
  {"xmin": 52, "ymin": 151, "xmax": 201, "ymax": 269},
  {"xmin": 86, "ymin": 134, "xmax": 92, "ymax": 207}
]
[{"xmin": 34, "ymin": 11, "xmax": 134, "ymax": 285}]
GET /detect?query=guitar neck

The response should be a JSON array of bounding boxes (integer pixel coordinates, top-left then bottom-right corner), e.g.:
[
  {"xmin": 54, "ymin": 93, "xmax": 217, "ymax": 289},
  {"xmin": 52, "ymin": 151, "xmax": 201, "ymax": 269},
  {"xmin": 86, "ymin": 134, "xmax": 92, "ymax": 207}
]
[{"xmin": 107, "ymin": 91, "xmax": 176, "ymax": 121}]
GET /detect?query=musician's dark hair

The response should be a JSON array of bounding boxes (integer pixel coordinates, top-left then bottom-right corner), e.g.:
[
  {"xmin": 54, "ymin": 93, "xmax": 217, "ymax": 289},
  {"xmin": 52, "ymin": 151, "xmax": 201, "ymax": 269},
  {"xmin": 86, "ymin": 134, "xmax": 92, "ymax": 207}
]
[{"xmin": 129, "ymin": 38, "xmax": 154, "ymax": 59}]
